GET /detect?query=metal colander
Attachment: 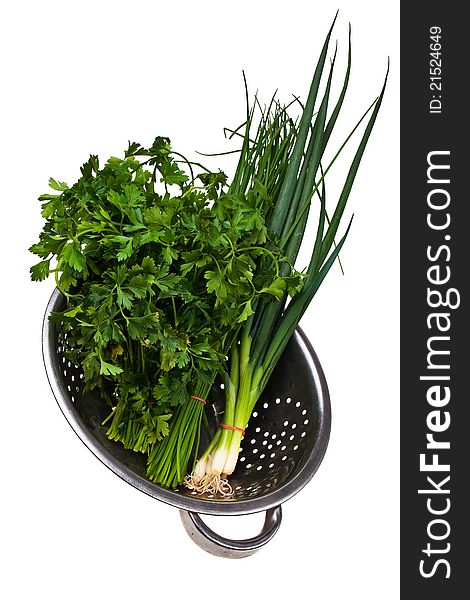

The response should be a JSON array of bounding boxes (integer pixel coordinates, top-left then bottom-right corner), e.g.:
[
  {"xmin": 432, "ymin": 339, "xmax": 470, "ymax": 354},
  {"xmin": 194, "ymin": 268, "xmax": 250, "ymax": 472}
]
[{"xmin": 42, "ymin": 288, "xmax": 331, "ymax": 558}]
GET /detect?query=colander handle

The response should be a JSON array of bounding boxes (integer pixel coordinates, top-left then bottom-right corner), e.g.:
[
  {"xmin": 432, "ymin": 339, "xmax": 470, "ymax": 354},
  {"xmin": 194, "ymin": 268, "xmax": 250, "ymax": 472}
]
[{"xmin": 179, "ymin": 505, "xmax": 282, "ymax": 559}]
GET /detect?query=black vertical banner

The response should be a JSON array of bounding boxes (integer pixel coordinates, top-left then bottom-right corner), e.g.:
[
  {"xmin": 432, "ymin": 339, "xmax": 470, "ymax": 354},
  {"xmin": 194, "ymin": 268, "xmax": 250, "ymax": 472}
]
[{"xmin": 401, "ymin": 3, "xmax": 469, "ymax": 598}]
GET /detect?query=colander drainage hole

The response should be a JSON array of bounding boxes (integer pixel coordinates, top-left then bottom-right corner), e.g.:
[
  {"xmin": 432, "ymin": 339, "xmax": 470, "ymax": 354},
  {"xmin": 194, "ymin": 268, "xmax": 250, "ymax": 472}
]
[
  {"xmin": 256, "ymin": 466, "xmax": 262, "ymax": 471},
  {"xmin": 275, "ymin": 398, "xmax": 281, "ymax": 404},
  {"xmin": 301, "ymin": 409, "xmax": 307, "ymax": 416},
  {"xmin": 253, "ymin": 448, "xmax": 258, "ymax": 454},
  {"xmin": 286, "ymin": 397, "xmax": 292, "ymax": 404}
]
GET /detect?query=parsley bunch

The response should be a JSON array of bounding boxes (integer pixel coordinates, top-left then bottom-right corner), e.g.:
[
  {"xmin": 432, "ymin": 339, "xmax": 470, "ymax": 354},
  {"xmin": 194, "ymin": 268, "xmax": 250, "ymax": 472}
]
[{"xmin": 30, "ymin": 136, "xmax": 299, "ymax": 485}]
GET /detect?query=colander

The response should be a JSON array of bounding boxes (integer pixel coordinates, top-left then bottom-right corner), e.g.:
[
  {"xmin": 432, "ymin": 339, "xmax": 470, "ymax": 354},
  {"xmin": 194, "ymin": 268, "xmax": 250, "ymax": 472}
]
[{"xmin": 42, "ymin": 288, "xmax": 331, "ymax": 558}]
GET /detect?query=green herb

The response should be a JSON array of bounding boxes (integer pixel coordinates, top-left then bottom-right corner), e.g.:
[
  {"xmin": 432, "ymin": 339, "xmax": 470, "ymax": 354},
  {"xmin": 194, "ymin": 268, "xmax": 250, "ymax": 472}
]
[
  {"xmin": 185, "ymin": 20, "xmax": 388, "ymax": 495},
  {"xmin": 31, "ymin": 18, "xmax": 386, "ymax": 493},
  {"xmin": 30, "ymin": 137, "xmax": 298, "ymax": 487}
]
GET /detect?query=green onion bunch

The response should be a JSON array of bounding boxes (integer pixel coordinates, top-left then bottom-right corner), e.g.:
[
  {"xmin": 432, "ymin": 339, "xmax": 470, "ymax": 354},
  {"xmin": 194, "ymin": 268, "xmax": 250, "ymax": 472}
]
[{"xmin": 185, "ymin": 20, "xmax": 387, "ymax": 494}]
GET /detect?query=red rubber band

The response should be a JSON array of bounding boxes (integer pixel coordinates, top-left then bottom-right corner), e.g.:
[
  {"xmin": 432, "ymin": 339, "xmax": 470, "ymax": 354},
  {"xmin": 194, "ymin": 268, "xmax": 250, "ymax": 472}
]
[
  {"xmin": 191, "ymin": 395, "xmax": 206, "ymax": 405},
  {"xmin": 219, "ymin": 423, "xmax": 245, "ymax": 435}
]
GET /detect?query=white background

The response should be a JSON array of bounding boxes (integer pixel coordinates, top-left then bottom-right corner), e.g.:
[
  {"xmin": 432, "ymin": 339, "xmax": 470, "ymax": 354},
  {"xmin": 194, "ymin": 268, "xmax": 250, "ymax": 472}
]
[{"xmin": 1, "ymin": 1, "xmax": 399, "ymax": 598}]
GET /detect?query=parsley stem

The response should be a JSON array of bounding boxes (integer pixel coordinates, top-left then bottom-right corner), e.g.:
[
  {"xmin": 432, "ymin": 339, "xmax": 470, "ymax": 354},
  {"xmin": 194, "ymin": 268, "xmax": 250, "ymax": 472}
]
[{"xmin": 171, "ymin": 297, "xmax": 178, "ymax": 327}]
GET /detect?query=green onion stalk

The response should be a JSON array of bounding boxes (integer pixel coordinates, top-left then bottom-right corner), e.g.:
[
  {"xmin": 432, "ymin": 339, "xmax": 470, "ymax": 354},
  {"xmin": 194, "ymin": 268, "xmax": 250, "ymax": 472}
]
[{"xmin": 186, "ymin": 19, "xmax": 388, "ymax": 494}]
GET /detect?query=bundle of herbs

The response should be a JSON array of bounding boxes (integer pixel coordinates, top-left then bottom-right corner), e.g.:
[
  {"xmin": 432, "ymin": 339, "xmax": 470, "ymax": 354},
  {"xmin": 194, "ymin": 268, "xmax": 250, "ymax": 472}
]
[
  {"xmin": 30, "ymin": 19, "xmax": 386, "ymax": 494},
  {"xmin": 30, "ymin": 135, "xmax": 299, "ymax": 487},
  {"xmin": 184, "ymin": 22, "xmax": 387, "ymax": 493}
]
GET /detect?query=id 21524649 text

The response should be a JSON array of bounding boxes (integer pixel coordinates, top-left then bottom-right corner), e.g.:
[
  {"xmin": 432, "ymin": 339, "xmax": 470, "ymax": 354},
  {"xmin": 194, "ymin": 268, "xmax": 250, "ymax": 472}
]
[{"xmin": 429, "ymin": 26, "xmax": 443, "ymax": 114}]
